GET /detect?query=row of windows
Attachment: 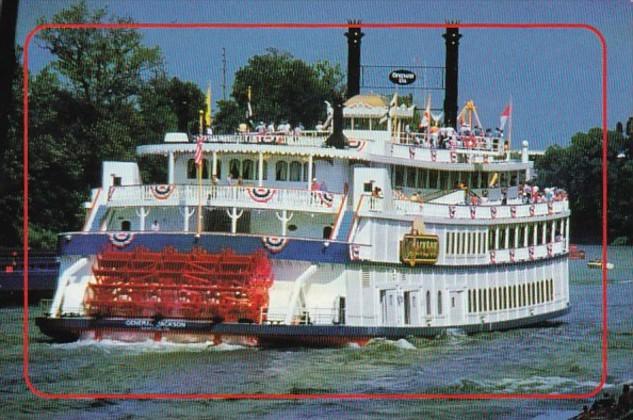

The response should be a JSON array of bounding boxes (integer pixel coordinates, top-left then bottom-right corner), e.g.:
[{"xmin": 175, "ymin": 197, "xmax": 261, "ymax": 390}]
[
  {"xmin": 445, "ymin": 231, "xmax": 487, "ymax": 256},
  {"xmin": 393, "ymin": 166, "xmax": 526, "ymax": 190},
  {"xmin": 186, "ymin": 158, "xmax": 315, "ymax": 182},
  {"xmin": 467, "ymin": 279, "xmax": 555, "ymax": 313},
  {"xmin": 488, "ymin": 219, "xmax": 567, "ymax": 250}
]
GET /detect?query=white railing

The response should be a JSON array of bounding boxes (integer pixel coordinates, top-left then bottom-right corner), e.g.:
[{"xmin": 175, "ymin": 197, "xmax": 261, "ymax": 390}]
[
  {"xmin": 390, "ymin": 142, "xmax": 506, "ymax": 164},
  {"xmin": 486, "ymin": 241, "xmax": 567, "ymax": 265},
  {"xmin": 106, "ymin": 184, "xmax": 343, "ymax": 213},
  {"xmin": 192, "ymin": 132, "xmax": 329, "ymax": 148},
  {"xmin": 387, "ymin": 198, "xmax": 568, "ymax": 220}
]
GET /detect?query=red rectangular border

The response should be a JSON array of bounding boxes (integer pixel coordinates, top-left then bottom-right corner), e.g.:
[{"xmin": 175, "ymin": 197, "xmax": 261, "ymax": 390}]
[{"xmin": 22, "ymin": 22, "xmax": 609, "ymax": 400}]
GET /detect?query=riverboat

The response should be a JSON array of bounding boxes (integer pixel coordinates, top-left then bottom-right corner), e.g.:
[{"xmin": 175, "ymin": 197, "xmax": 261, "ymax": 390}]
[{"xmin": 36, "ymin": 26, "xmax": 571, "ymax": 346}]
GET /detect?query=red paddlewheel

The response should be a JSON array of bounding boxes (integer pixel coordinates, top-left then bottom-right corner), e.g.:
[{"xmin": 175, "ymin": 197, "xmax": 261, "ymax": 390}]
[{"xmin": 84, "ymin": 246, "xmax": 273, "ymax": 323}]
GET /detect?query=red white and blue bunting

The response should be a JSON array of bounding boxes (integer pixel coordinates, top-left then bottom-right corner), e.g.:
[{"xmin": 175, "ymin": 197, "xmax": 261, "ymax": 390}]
[
  {"xmin": 349, "ymin": 244, "xmax": 360, "ymax": 261},
  {"xmin": 108, "ymin": 232, "xmax": 135, "ymax": 248},
  {"xmin": 490, "ymin": 206, "xmax": 497, "ymax": 219},
  {"xmin": 448, "ymin": 205, "xmax": 456, "ymax": 219},
  {"xmin": 150, "ymin": 184, "xmax": 175, "ymax": 200},
  {"xmin": 431, "ymin": 149, "xmax": 437, "ymax": 162},
  {"xmin": 510, "ymin": 206, "xmax": 517, "ymax": 218},
  {"xmin": 409, "ymin": 146, "xmax": 416, "ymax": 159},
  {"xmin": 528, "ymin": 245, "xmax": 535, "ymax": 260},
  {"xmin": 547, "ymin": 202, "xmax": 554, "ymax": 215},
  {"xmin": 547, "ymin": 242, "xmax": 553, "ymax": 257},
  {"xmin": 261, "ymin": 236, "xmax": 289, "ymax": 254},
  {"xmin": 509, "ymin": 249, "xmax": 515, "ymax": 262},
  {"xmin": 247, "ymin": 187, "xmax": 276, "ymax": 203},
  {"xmin": 317, "ymin": 191, "xmax": 334, "ymax": 207},
  {"xmin": 529, "ymin": 204, "xmax": 536, "ymax": 216},
  {"xmin": 348, "ymin": 139, "xmax": 367, "ymax": 152},
  {"xmin": 490, "ymin": 250, "xmax": 496, "ymax": 264},
  {"xmin": 470, "ymin": 206, "xmax": 477, "ymax": 219}
]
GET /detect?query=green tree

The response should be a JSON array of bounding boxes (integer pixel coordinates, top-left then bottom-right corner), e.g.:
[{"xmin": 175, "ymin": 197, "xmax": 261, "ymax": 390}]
[
  {"xmin": 36, "ymin": 0, "xmax": 163, "ymax": 186},
  {"xmin": 536, "ymin": 127, "xmax": 633, "ymax": 244},
  {"xmin": 213, "ymin": 49, "xmax": 343, "ymax": 133}
]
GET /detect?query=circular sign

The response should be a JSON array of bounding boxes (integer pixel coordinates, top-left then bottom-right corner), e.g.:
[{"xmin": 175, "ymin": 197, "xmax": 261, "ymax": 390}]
[{"xmin": 389, "ymin": 69, "xmax": 417, "ymax": 85}]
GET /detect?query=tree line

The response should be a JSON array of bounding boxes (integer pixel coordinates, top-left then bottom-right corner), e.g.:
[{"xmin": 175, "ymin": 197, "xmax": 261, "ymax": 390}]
[
  {"xmin": 0, "ymin": 1, "xmax": 343, "ymax": 250},
  {"xmin": 0, "ymin": 1, "xmax": 629, "ymax": 250}
]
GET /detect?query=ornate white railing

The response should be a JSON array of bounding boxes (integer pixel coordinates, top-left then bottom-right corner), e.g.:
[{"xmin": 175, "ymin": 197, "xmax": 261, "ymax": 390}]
[
  {"xmin": 192, "ymin": 132, "xmax": 329, "ymax": 148},
  {"xmin": 358, "ymin": 195, "xmax": 568, "ymax": 220},
  {"xmin": 106, "ymin": 184, "xmax": 343, "ymax": 213},
  {"xmin": 390, "ymin": 142, "xmax": 506, "ymax": 164}
]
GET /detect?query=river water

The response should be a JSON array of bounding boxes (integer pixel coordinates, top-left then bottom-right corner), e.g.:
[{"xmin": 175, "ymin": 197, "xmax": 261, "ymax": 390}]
[{"xmin": 2, "ymin": 245, "xmax": 631, "ymax": 419}]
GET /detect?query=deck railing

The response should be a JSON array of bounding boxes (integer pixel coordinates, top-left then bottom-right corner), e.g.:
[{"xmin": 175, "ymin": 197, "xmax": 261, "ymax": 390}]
[
  {"xmin": 191, "ymin": 132, "xmax": 329, "ymax": 148},
  {"xmin": 358, "ymin": 194, "xmax": 568, "ymax": 220},
  {"xmin": 106, "ymin": 184, "xmax": 343, "ymax": 213}
]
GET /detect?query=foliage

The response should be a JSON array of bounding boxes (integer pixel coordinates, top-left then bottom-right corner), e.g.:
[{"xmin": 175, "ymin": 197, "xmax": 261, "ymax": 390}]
[
  {"xmin": 213, "ymin": 49, "xmax": 344, "ymax": 133},
  {"xmin": 536, "ymin": 127, "xmax": 633, "ymax": 244},
  {"xmin": 0, "ymin": 2, "xmax": 203, "ymax": 250}
]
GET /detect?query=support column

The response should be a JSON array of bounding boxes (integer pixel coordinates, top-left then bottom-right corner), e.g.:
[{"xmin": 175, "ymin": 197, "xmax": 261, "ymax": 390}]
[
  {"xmin": 258, "ymin": 152, "xmax": 264, "ymax": 187},
  {"xmin": 212, "ymin": 151, "xmax": 218, "ymax": 177},
  {"xmin": 181, "ymin": 206, "xmax": 195, "ymax": 232},
  {"xmin": 226, "ymin": 207, "xmax": 244, "ymax": 234},
  {"xmin": 276, "ymin": 210, "xmax": 294, "ymax": 236},
  {"xmin": 541, "ymin": 221, "xmax": 547, "ymax": 244},
  {"xmin": 565, "ymin": 218, "xmax": 570, "ymax": 250},
  {"xmin": 474, "ymin": 231, "xmax": 480, "ymax": 254},
  {"xmin": 550, "ymin": 220, "xmax": 556, "ymax": 243},
  {"xmin": 135, "ymin": 207, "xmax": 149, "ymax": 231},
  {"xmin": 504, "ymin": 226, "xmax": 509, "ymax": 249},
  {"xmin": 307, "ymin": 155, "xmax": 313, "ymax": 189},
  {"xmin": 494, "ymin": 227, "xmax": 499, "ymax": 250},
  {"xmin": 167, "ymin": 152, "xmax": 175, "ymax": 184},
  {"xmin": 514, "ymin": 225, "xmax": 520, "ymax": 248}
]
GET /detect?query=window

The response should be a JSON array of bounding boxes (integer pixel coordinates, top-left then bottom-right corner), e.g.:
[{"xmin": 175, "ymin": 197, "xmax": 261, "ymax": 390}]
[
  {"xmin": 121, "ymin": 220, "xmax": 131, "ymax": 231},
  {"xmin": 275, "ymin": 161, "xmax": 288, "ymax": 181},
  {"xmin": 289, "ymin": 161, "xmax": 302, "ymax": 181},
  {"xmin": 215, "ymin": 160, "xmax": 222, "ymax": 179},
  {"xmin": 406, "ymin": 167, "xmax": 416, "ymax": 188},
  {"xmin": 437, "ymin": 291, "xmax": 442, "ymax": 315},
  {"xmin": 426, "ymin": 291, "xmax": 431, "ymax": 316},
  {"xmin": 242, "ymin": 159, "xmax": 254, "ymax": 180},
  {"xmin": 429, "ymin": 170, "xmax": 438, "ymax": 189},
  {"xmin": 468, "ymin": 290, "xmax": 472, "ymax": 313},
  {"xmin": 395, "ymin": 166, "xmax": 404, "ymax": 188},
  {"xmin": 188, "ymin": 159, "xmax": 208, "ymax": 179},
  {"xmin": 229, "ymin": 159, "xmax": 240, "ymax": 178}
]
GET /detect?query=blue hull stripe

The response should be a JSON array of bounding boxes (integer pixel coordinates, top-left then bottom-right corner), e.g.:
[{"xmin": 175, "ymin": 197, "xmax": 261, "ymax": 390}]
[{"xmin": 60, "ymin": 233, "xmax": 351, "ymax": 264}]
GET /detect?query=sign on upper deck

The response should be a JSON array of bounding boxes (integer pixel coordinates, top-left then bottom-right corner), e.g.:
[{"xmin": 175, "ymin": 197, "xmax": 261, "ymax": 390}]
[
  {"xmin": 389, "ymin": 69, "xmax": 417, "ymax": 85},
  {"xmin": 400, "ymin": 233, "xmax": 439, "ymax": 266}
]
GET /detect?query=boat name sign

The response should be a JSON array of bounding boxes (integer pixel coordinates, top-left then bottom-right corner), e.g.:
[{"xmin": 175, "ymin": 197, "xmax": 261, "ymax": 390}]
[
  {"xmin": 389, "ymin": 69, "xmax": 417, "ymax": 85},
  {"xmin": 400, "ymin": 233, "xmax": 439, "ymax": 266}
]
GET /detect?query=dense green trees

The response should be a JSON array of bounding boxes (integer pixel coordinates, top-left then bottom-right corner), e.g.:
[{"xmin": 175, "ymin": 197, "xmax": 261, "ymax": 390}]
[
  {"xmin": 536, "ymin": 127, "xmax": 633, "ymax": 245},
  {"xmin": 213, "ymin": 48, "xmax": 344, "ymax": 133},
  {"xmin": 0, "ymin": 2, "xmax": 204, "ymax": 249}
]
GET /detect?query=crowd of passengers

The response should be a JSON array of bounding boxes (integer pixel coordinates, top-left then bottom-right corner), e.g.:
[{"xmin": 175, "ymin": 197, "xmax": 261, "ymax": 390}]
[
  {"xmin": 574, "ymin": 384, "xmax": 633, "ymax": 419},
  {"xmin": 400, "ymin": 123, "xmax": 508, "ymax": 151},
  {"xmin": 392, "ymin": 181, "xmax": 568, "ymax": 207}
]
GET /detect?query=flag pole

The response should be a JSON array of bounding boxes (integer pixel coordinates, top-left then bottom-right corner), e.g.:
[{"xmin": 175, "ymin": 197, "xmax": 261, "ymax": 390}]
[
  {"xmin": 508, "ymin": 97, "xmax": 513, "ymax": 149},
  {"xmin": 196, "ymin": 110, "xmax": 204, "ymax": 237}
]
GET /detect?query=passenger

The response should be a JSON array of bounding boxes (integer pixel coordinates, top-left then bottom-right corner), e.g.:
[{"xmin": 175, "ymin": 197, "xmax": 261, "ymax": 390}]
[
  {"xmin": 267, "ymin": 121, "xmax": 275, "ymax": 133},
  {"xmin": 311, "ymin": 177, "xmax": 320, "ymax": 191},
  {"xmin": 151, "ymin": 220, "xmax": 160, "ymax": 232},
  {"xmin": 256, "ymin": 121, "xmax": 266, "ymax": 134},
  {"xmin": 315, "ymin": 121, "xmax": 324, "ymax": 131}
]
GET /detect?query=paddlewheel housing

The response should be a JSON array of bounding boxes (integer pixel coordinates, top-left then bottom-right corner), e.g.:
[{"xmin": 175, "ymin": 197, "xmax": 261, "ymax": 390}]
[{"xmin": 84, "ymin": 246, "xmax": 273, "ymax": 323}]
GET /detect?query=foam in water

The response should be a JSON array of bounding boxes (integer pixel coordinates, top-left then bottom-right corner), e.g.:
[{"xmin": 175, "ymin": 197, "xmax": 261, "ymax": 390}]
[
  {"xmin": 452, "ymin": 375, "xmax": 613, "ymax": 394},
  {"xmin": 50, "ymin": 338, "xmax": 251, "ymax": 354}
]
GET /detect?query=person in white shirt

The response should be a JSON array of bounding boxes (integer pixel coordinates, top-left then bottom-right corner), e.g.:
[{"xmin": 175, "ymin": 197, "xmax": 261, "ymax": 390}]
[{"xmin": 150, "ymin": 220, "xmax": 160, "ymax": 232}]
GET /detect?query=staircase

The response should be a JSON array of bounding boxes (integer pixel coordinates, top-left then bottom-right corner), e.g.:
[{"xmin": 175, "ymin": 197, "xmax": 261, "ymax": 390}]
[{"xmin": 335, "ymin": 211, "xmax": 355, "ymax": 242}]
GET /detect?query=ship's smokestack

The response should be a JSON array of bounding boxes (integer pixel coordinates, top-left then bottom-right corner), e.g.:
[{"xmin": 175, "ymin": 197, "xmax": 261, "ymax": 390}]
[
  {"xmin": 443, "ymin": 24, "xmax": 462, "ymax": 128},
  {"xmin": 345, "ymin": 20, "xmax": 364, "ymax": 99}
]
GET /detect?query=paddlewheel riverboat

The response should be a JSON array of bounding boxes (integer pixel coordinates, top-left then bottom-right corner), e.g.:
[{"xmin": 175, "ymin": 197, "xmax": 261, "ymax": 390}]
[{"xmin": 37, "ymin": 26, "xmax": 571, "ymax": 346}]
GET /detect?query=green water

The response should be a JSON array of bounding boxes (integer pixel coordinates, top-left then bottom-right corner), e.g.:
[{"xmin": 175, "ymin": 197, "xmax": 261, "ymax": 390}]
[{"xmin": 1, "ymin": 245, "xmax": 631, "ymax": 419}]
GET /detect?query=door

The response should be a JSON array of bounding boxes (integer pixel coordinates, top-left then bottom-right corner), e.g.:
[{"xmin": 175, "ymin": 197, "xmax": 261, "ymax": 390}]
[
  {"xmin": 385, "ymin": 289, "xmax": 400, "ymax": 326},
  {"xmin": 449, "ymin": 290, "xmax": 465, "ymax": 324},
  {"xmin": 404, "ymin": 291, "xmax": 420, "ymax": 325}
]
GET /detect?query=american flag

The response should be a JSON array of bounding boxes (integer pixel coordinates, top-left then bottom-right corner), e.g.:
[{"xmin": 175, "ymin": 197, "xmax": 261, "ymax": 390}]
[{"xmin": 194, "ymin": 135, "xmax": 203, "ymax": 166}]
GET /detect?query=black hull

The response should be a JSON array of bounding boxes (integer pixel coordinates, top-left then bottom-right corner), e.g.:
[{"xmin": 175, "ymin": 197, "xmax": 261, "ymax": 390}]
[{"xmin": 36, "ymin": 306, "xmax": 570, "ymax": 347}]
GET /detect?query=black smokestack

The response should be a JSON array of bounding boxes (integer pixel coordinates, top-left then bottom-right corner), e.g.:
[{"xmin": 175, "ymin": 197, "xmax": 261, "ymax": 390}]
[
  {"xmin": 443, "ymin": 24, "xmax": 462, "ymax": 128},
  {"xmin": 345, "ymin": 20, "xmax": 364, "ymax": 99},
  {"xmin": 326, "ymin": 96, "xmax": 347, "ymax": 149}
]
